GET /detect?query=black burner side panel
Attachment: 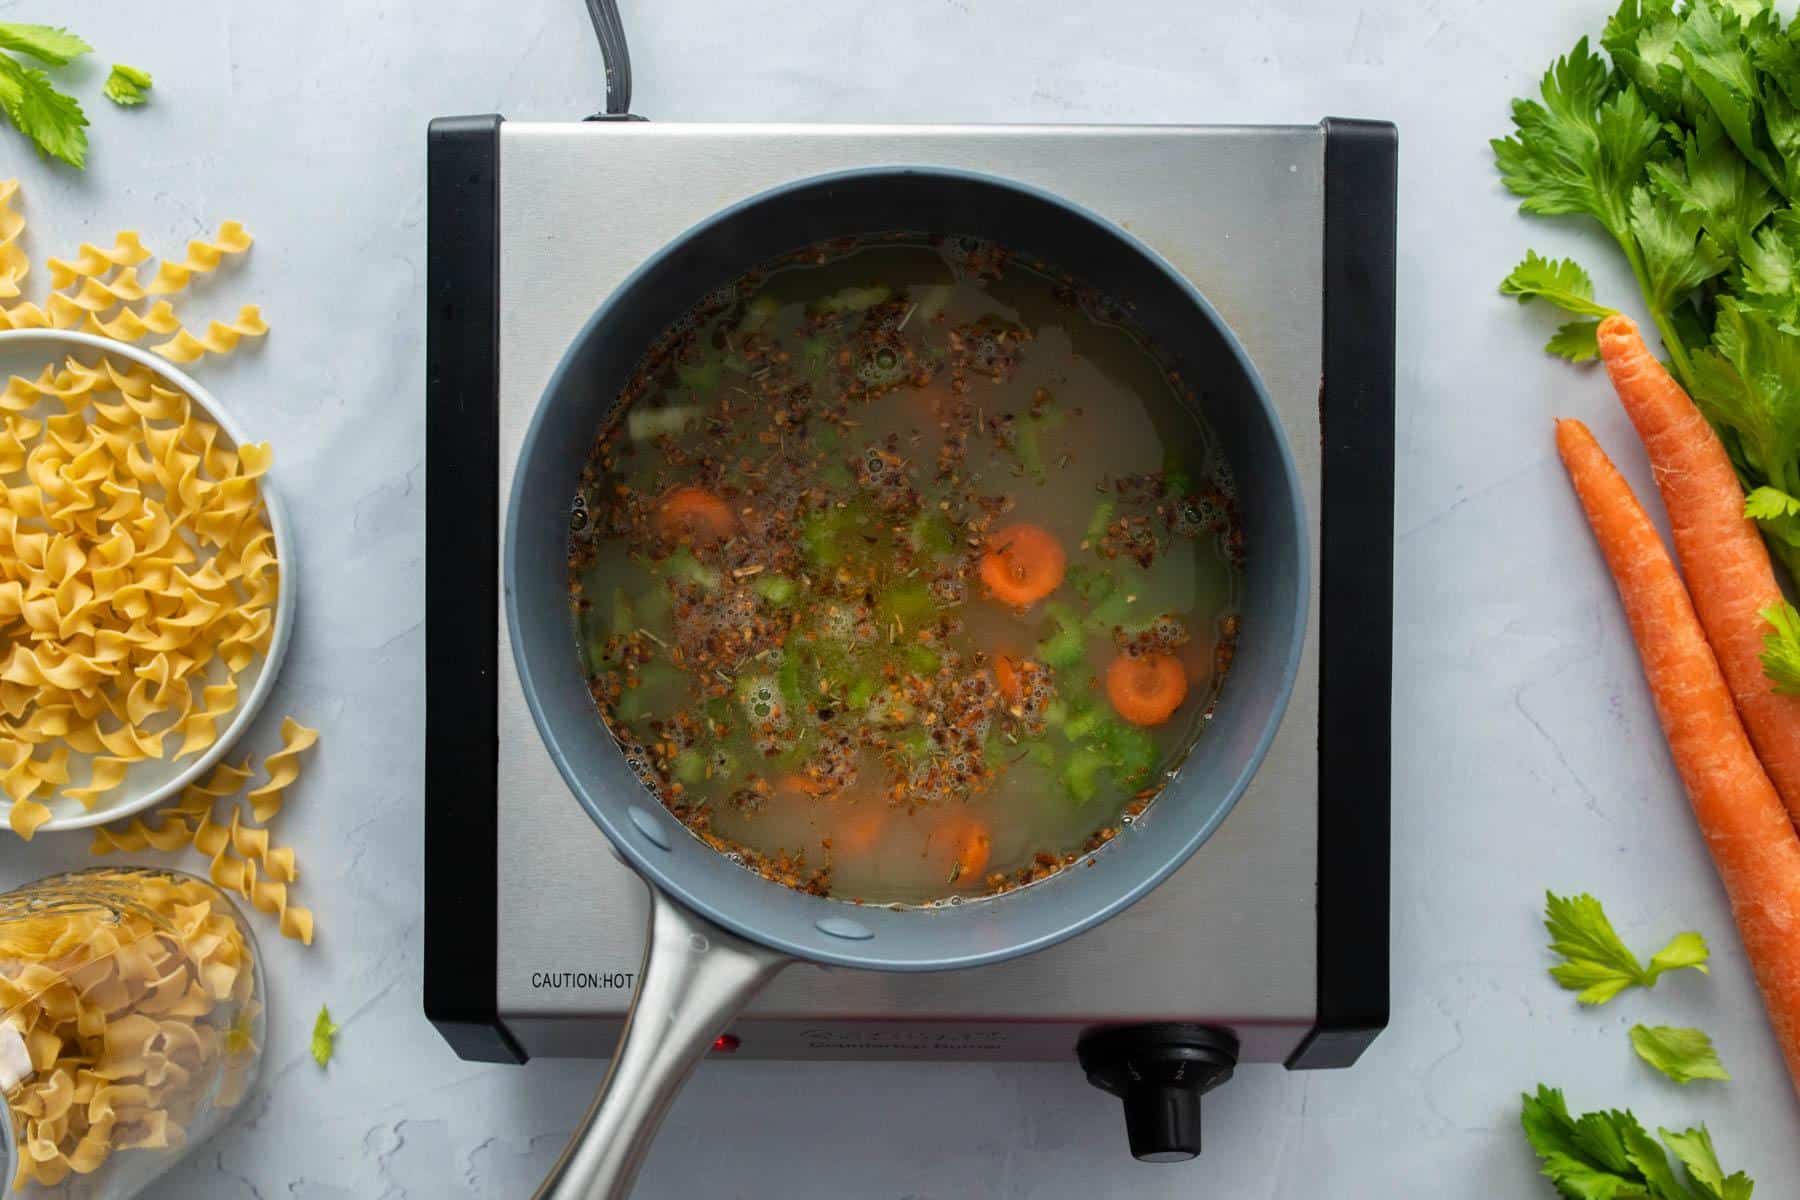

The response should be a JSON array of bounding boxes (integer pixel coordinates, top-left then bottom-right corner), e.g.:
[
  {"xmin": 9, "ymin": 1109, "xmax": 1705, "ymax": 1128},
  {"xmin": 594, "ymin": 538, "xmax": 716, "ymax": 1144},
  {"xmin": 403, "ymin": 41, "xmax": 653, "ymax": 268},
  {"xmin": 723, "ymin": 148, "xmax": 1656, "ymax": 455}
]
[
  {"xmin": 425, "ymin": 114, "xmax": 526, "ymax": 1065},
  {"xmin": 1287, "ymin": 118, "xmax": 1396, "ymax": 1071}
]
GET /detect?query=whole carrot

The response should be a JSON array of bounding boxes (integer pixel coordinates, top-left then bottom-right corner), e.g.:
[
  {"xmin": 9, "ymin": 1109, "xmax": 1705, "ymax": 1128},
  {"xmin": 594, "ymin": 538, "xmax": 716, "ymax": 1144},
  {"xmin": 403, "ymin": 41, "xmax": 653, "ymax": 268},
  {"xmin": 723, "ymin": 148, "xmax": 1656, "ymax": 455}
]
[
  {"xmin": 1597, "ymin": 314, "xmax": 1800, "ymax": 829},
  {"xmin": 1557, "ymin": 417, "xmax": 1800, "ymax": 1100}
]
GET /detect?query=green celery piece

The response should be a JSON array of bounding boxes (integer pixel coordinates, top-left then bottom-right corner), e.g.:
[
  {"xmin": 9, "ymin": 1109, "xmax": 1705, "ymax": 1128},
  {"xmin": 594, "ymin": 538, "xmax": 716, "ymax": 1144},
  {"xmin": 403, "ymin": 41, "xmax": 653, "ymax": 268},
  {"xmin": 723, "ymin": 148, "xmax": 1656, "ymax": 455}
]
[
  {"xmin": 1603, "ymin": 0, "xmax": 1687, "ymax": 120},
  {"xmin": 738, "ymin": 294, "xmax": 781, "ymax": 333},
  {"xmin": 1519, "ymin": 1086, "xmax": 1756, "ymax": 1199},
  {"xmin": 1543, "ymin": 891, "xmax": 1709, "ymax": 1005},
  {"xmin": 1745, "ymin": 484, "xmax": 1800, "ymax": 523},
  {"xmin": 1162, "ymin": 448, "xmax": 1193, "ymax": 497},
  {"xmin": 1736, "ymin": 221, "xmax": 1800, "ymax": 319},
  {"xmin": 1084, "ymin": 499, "xmax": 1116, "ymax": 546},
  {"xmin": 1629, "ymin": 184, "xmax": 1732, "ymax": 310},
  {"xmin": 815, "ymin": 285, "xmax": 891, "ymax": 314},
  {"xmin": 1067, "ymin": 563, "xmax": 1116, "ymax": 604},
  {"xmin": 1647, "ymin": 113, "xmax": 1779, "ymax": 253},
  {"xmin": 1062, "ymin": 746, "xmax": 1109, "ymax": 803},
  {"xmin": 790, "ymin": 638, "xmax": 849, "ymax": 695},
  {"xmin": 800, "ymin": 511, "xmax": 844, "ymax": 567},
  {"xmin": 1043, "ymin": 698, "xmax": 1068, "ymax": 726},
  {"xmin": 1758, "ymin": 600, "xmax": 1800, "ymax": 693},
  {"xmin": 1084, "ymin": 573, "xmax": 1153, "ymax": 634},
  {"xmin": 1497, "ymin": 252, "xmax": 1615, "ymax": 361},
  {"xmin": 674, "ymin": 358, "xmax": 722, "ymax": 394},
  {"xmin": 1547, "ymin": 319, "xmax": 1605, "ymax": 362},
  {"xmin": 0, "ymin": 54, "xmax": 87, "ymax": 168},
  {"xmin": 754, "ymin": 574, "xmax": 798, "ymax": 605},
  {"xmin": 636, "ymin": 583, "xmax": 673, "ymax": 632},
  {"xmin": 800, "ymin": 506, "xmax": 869, "ymax": 568},
  {"xmin": 1491, "ymin": 38, "xmax": 1661, "ymax": 238},
  {"xmin": 615, "ymin": 663, "xmax": 689, "ymax": 723},
  {"xmin": 673, "ymin": 748, "xmax": 707, "ymax": 786},
  {"xmin": 879, "ymin": 581, "xmax": 935, "ymax": 626},
  {"xmin": 660, "ymin": 547, "xmax": 720, "ymax": 590},
  {"xmin": 1689, "ymin": 300, "xmax": 1800, "ymax": 503},
  {"xmin": 1098, "ymin": 721, "xmax": 1157, "ymax": 786},
  {"xmin": 1744, "ymin": 486, "xmax": 1800, "ymax": 560},
  {"xmin": 907, "ymin": 511, "xmax": 958, "ymax": 557},
  {"xmin": 610, "ymin": 588, "xmax": 635, "ymax": 637},
  {"xmin": 627, "ymin": 404, "xmax": 702, "ymax": 442},
  {"xmin": 777, "ymin": 656, "xmax": 804, "ymax": 713},
  {"xmin": 1629, "ymin": 1025, "xmax": 1731, "ymax": 1084},
  {"xmin": 1491, "ymin": 35, "xmax": 1710, "ymax": 387},
  {"xmin": 903, "ymin": 645, "xmax": 942, "ymax": 676},
  {"xmin": 1755, "ymin": 29, "xmax": 1800, "ymax": 195},
  {"xmin": 846, "ymin": 675, "xmax": 881, "ymax": 709},
  {"xmin": 103, "ymin": 63, "xmax": 152, "ymax": 107},
  {"xmin": 1014, "ymin": 406, "xmax": 1066, "ymax": 483},
  {"xmin": 894, "ymin": 728, "xmax": 930, "ymax": 762},
  {"xmin": 1499, "ymin": 250, "xmax": 1619, "ymax": 316},
  {"xmin": 802, "ymin": 336, "xmax": 834, "ymax": 385},
  {"xmin": 1016, "ymin": 421, "xmax": 1046, "ymax": 481},
  {"xmin": 583, "ymin": 624, "xmax": 612, "ymax": 669},
  {"xmin": 614, "ymin": 692, "xmax": 649, "ymax": 726},
  {"xmin": 1673, "ymin": 0, "xmax": 1788, "ymax": 198},
  {"xmin": 1037, "ymin": 603, "xmax": 1087, "ymax": 669},
  {"xmin": 0, "ymin": 23, "xmax": 90, "ymax": 66},
  {"xmin": 1062, "ymin": 705, "xmax": 1106, "ymax": 742},
  {"xmin": 310, "ymin": 1005, "xmax": 340, "ymax": 1067},
  {"xmin": 1661, "ymin": 1126, "xmax": 1755, "ymax": 1199}
]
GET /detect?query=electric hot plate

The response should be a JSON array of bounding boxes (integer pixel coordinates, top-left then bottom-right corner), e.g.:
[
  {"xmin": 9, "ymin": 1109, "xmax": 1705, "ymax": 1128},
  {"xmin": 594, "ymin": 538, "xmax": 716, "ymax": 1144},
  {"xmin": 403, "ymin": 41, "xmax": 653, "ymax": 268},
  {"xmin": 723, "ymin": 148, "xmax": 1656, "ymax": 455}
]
[{"xmin": 423, "ymin": 118, "xmax": 1395, "ymax": 1158}]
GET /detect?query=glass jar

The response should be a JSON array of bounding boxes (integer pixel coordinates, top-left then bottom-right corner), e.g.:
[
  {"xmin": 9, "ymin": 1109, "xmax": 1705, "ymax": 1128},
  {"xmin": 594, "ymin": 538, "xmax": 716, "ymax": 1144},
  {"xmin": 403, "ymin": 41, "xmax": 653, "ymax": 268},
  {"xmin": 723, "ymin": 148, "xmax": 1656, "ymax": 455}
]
[{"xmin": 0, "ymin": 868, "xmax": 264, "ymax": 1198}]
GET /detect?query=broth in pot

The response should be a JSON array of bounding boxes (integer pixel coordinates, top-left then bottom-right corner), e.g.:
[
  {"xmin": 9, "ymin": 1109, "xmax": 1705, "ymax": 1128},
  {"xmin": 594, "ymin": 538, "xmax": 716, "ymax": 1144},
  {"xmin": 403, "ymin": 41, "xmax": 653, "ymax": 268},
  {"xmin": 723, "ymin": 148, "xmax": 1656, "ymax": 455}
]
[{"xmin": 568, "ymin": 235, "xmax": 1243, "ymax": 906}]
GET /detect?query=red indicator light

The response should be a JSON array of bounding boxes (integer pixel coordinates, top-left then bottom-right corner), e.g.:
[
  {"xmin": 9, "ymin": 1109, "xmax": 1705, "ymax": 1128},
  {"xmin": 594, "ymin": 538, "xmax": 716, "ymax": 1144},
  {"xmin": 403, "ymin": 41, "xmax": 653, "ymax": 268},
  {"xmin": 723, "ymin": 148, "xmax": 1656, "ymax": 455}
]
[{"xmin": 712, "ymin": 1033, "xmax": 740, "ymax": 1054}]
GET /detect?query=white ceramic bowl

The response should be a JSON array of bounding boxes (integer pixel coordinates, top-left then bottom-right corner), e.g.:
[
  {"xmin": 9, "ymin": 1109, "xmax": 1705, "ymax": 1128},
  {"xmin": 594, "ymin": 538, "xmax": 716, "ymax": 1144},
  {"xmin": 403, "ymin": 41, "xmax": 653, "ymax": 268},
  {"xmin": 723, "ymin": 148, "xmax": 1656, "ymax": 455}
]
[{"xmin": 0, "ymin": 329, "xmax": 296, "ymax": 833}]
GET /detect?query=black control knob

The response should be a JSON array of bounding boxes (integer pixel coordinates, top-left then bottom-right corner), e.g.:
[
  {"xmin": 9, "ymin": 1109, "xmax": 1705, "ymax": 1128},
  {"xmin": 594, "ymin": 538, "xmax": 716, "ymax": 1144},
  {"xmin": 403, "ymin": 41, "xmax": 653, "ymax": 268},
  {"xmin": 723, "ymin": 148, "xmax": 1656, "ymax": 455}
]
[{"xmin": 1077, "ymin": 1024, "xmax": 1239, "ymax": 1163}]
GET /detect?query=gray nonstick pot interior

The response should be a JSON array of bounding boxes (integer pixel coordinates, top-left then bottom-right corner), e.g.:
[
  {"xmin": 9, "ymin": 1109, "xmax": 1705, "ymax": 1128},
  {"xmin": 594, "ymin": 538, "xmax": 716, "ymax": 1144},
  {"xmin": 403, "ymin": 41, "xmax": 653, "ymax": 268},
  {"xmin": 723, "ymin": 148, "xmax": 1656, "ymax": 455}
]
[{"xmin": 507, "ymin": 166, "xmax": 1308, "ymax": 972}]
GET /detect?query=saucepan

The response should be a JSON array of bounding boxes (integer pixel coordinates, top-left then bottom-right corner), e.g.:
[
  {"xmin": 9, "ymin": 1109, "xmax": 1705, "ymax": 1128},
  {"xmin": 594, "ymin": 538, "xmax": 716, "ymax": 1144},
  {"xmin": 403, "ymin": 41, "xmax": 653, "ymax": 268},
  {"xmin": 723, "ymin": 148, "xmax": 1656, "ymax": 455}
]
[{"xmin": 507, "ymin": 167, "xmax": 1308, "ymax": 1198}]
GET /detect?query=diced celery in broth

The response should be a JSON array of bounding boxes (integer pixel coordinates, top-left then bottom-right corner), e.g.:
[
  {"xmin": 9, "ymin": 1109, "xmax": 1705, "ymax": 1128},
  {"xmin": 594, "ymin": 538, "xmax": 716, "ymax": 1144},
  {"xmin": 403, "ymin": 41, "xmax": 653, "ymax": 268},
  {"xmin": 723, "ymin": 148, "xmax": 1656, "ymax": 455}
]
[
  {"xmin": 567, "ymin": 235, "xmax": 1243, "ymax": 905},
  {"xmin": 628, "ymin": 404, "xmax": 702, "ymax": 443}
]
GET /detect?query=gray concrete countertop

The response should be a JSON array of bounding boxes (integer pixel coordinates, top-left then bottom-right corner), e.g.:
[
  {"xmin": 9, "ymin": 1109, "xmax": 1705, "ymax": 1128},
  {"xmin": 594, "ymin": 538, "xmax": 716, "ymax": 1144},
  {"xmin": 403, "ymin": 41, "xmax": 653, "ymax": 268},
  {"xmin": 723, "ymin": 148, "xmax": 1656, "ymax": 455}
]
[{"xmin": 0, "ymin": 0, "xmax": 1795, "ymax": 1195}]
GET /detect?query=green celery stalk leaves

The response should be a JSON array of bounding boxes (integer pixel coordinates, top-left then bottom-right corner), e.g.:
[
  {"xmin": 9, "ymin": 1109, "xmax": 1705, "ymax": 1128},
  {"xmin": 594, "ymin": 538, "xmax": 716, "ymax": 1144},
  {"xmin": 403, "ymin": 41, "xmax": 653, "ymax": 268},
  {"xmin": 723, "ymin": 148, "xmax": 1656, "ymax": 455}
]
[{"xmin": 1496, "ymin": 0, "xmax": 1800, "ymax": 688}]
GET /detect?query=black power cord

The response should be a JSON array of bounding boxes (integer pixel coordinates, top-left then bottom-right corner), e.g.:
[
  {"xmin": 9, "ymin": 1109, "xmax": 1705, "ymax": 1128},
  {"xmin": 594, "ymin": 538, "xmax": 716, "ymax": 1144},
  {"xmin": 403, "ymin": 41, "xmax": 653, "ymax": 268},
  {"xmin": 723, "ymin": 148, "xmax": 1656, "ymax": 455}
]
[{"xmin": 583, "ymin": 0, "xmax": 643, "ymax": 119}]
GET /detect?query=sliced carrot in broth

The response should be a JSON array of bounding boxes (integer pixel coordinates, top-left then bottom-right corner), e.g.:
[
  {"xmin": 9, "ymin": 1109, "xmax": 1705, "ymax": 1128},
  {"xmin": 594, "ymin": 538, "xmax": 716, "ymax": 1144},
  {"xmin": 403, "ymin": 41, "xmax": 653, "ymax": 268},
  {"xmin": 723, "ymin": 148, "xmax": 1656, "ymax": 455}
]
[
  {"xmin": 1105, "ymin": 652, "xmax": 1187, "ymax": 727},
  {"xmin": 928, "ymin": 815, "xmax": 992, "ymax": 885},
  {"xmin": 994, "ymin": 654, "xmax": 1023, "ymax": 703},
  {"xmin": 978, "ymin": 524, "xmax": 1065, "ymax": 610},
  {"xmin": 834, "ymin": 802, "xmax": 886, "ymax": 856},
  {"xmin": 655, "ymin": 486, "xmax": 736, "ymax": 546}
]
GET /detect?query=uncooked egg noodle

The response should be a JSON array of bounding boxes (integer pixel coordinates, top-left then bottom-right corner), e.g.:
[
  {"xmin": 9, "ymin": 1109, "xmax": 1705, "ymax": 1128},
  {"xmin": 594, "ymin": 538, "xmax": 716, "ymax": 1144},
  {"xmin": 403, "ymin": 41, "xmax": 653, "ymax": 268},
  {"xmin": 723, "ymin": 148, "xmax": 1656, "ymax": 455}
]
[
  {"xmin": 0, "ymin": 180, "xmax": 277, "ymax": 838},
  {"xmin": 0, "ymin": 183, "xmax": 265, "ymax": 364},
  {"xmin": 1, "ymin": 179, "xmax": 321, "ymax": 951},
  {"xmin": 0, "ymin": 870, "xmax": 260, "ymax": 1189}
]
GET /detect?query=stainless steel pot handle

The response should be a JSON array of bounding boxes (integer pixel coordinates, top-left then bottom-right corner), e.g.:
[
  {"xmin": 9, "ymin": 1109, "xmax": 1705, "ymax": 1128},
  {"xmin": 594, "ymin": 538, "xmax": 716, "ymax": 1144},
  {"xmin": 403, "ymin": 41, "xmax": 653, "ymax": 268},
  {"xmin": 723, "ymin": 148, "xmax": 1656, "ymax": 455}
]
[{"xmin": 536, "ymin": 884, "xmax": 791, "ymax": 1199}]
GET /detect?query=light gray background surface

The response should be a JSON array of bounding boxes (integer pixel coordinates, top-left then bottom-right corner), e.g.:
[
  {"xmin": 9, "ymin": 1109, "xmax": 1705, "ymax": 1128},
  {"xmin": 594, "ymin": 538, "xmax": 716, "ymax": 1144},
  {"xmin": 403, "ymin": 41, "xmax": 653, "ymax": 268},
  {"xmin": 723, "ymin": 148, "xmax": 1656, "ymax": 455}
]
[{"xmin": 0, "ymin": 0, "xmax": 1795, "ymax": 1196}]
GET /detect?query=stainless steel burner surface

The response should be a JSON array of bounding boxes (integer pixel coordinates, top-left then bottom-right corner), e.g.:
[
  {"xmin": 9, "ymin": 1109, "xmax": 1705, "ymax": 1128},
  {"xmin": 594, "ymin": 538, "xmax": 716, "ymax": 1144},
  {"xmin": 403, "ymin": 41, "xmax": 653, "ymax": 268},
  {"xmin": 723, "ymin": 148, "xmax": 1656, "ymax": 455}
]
[{"xmin": 485, "ymin": 123, "xmax": 1324, "ymax": 1063}]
